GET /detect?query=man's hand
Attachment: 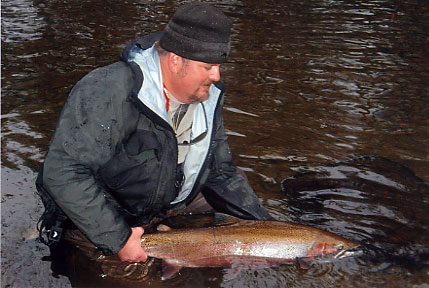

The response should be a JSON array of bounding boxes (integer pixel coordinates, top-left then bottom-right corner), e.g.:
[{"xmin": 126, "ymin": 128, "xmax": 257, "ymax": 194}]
[{"xmin": 117, "ymin": 227, "xmax": 147, "ymax": 262}]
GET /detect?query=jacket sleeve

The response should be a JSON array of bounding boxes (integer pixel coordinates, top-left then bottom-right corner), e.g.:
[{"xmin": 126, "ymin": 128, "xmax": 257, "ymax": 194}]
[
  {"xmin": 202, "ymin": 97, "xmax": 272, "ymax": 220},
  {"xmin": 42, "ymin": 62, "xmax": 138, "ymax": 254}
]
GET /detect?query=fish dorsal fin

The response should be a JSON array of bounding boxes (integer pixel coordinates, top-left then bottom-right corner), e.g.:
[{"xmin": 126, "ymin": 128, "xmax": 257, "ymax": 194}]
[{"xmin": 214, "ymin": 213, "xmax": 241, "ymax": 226}]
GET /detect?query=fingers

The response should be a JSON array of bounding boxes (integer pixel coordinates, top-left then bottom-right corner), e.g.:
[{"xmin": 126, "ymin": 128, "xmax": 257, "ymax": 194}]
[
  {"xmin": 135, "ymin": 248, "xmax": 148, "ymax": 263},
  {"xmin": 117, "ymin": 227, "xmax": 148, "ymax": 263},
  {"xmin": 132, "ymin": 226, "xmax": 145, "ymax": 236}
]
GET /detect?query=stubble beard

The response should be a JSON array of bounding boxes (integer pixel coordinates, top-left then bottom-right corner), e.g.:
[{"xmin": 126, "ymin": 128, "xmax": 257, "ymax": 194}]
[
  {"xmin": 178, "ymin": 63, "xmax": 212, "ymax": 103},
  {"xmin": 188, "ymin": 82, "xmax": 212, "ymax": 103}
]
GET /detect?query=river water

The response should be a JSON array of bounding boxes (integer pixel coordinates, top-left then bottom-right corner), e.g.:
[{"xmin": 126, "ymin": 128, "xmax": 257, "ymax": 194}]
[{"xmin": 1, "ymin": 0, "xmax": 428, "ymax": 287}]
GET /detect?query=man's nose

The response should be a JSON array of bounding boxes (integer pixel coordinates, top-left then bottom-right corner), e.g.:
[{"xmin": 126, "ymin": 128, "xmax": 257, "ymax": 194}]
[{"xmin": 209, "ymin": 66, "xmax": 220, "ymax": 82}]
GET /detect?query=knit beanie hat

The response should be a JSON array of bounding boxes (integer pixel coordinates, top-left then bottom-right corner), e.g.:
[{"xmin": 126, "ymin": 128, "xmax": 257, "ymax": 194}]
[{"xmin": 160, "ymin": 2, "xmax": 232, "ymax": 64}]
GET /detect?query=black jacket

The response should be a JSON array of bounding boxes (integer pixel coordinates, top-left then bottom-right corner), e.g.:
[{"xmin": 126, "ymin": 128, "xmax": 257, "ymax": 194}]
[{"xmin": 37, "ymin": 33, "xmax": 271, "ymax": 255}]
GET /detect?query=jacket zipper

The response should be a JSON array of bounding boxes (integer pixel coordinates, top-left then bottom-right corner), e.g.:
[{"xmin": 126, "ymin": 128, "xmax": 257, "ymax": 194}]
[{"xmin": 182, "ymin": 92, "xmax": 224, "ymax": 205}]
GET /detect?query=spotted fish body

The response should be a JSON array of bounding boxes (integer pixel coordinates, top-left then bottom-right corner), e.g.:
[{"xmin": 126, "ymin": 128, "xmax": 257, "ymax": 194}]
[{"xmin": 140, "ymin": 215, "xmax": 359, "ymax": 279}]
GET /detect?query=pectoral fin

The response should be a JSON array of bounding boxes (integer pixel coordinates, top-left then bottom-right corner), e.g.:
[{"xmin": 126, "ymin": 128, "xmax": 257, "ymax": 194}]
[
  {"xmin": 161, "ymin": 260, "xmax": 182, "ymax": 280},
  {"xmin": 222, "ymin": 266, "xmax": 242, "ymax": 281},
  {"xmin": 297, "ymin": 258, "xmax": 311, "ymax": 270}
]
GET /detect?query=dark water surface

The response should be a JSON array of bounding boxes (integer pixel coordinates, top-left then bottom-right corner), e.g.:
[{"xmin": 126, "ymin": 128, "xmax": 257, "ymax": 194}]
[{"xmin": 1, "ymin": 0, "xmax": 428, "ymax": 287}]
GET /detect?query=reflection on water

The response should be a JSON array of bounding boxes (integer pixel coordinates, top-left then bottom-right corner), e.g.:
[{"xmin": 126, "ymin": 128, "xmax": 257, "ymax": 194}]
[
  {"xmin": 282, "ymin": 156, "xmax": 429, "ymax": 246},
  {"xmin": 281, "ymin": 156, "xmax": 429, "ymax": 287},
  {"xmin": 1, "ymin": 0, "xmax": 428, "ymax": 287}
]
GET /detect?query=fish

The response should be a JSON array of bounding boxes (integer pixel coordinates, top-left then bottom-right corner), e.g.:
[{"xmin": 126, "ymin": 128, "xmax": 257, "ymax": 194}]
[{"xmin": 140, "ymin": 214, "xmax": 360, "ymax": 280}]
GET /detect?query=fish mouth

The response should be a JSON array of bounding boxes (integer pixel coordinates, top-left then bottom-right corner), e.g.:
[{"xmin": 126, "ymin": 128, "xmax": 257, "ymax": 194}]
[{"xmin": 334, "ymin": 246, "xmax": 364, "ymax": 259}]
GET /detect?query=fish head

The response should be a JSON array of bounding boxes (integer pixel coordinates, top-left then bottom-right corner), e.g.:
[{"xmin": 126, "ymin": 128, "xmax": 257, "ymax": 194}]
[
  {"xmin": 333, "ymin": 245, "xmax": 364, "ymax": 259},
  {"xmin": 307, "ymin": 233, "xmax": 360, "ymax": 259}
]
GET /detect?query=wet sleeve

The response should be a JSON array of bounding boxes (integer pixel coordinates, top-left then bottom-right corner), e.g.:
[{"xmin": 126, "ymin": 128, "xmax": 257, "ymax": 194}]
[
  {"xmin": 202, "ymin": 100, "xmax": 272, "ymax": 220},
  {"xmin": 43, "ymin": 63, "xmax": 136, "ymax": 254}
]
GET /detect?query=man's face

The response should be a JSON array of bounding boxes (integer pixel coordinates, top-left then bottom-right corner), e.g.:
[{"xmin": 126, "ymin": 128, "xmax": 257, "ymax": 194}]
[{"xmin": 173, "ymin": 58, "xmax": 221, "ymax": 104}]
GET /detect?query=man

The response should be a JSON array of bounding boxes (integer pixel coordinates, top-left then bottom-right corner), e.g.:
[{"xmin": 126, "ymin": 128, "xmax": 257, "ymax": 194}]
[{"xmin": 36, "ymin": 2, "xmax": 271, "ymax": 264}]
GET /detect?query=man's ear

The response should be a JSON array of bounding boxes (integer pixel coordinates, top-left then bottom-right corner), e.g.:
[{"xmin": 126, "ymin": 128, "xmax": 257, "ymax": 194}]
[{"xmin": 167, "ymin": 52, "xmax": 182, "ymax": 74}]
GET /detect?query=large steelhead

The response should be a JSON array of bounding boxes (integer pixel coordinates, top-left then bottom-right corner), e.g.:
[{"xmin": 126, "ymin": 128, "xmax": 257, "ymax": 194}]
[{"xmin": 140, "ymin": 214, "xmax": 359, "ymax": 279}]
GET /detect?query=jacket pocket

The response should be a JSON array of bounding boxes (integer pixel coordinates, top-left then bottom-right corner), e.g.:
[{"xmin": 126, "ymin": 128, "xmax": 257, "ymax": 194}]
[{"xmin": 99, "ymin": 129, "xmax": 161, "ymax": 215}]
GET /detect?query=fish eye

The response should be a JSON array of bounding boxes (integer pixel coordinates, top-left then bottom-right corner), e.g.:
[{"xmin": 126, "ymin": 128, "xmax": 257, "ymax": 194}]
[{"xmin": 337, "ymin": 244, "xmax": 344, "ymax": 251}]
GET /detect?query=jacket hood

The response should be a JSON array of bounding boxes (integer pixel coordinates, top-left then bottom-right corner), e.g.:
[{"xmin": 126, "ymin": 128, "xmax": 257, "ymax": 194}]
[{"xmin": 120, "ymin": 32, "xmax": 164, "ymax": 62}]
